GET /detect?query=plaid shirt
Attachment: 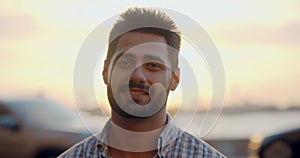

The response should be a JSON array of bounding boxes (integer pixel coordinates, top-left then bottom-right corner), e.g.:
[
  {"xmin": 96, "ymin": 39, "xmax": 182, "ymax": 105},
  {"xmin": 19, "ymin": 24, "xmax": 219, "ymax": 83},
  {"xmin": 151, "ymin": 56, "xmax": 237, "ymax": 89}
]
[{"xmin": 58, "ymin": 115, "xmax": 225, "ymax": 158}]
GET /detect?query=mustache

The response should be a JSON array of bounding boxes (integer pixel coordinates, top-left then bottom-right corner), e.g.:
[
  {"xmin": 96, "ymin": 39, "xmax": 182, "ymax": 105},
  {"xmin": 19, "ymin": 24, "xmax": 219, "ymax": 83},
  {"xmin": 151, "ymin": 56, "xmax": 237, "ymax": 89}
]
[{"xmin": 119, "ymin": 80, "xmax": 150, "ymax": 92}]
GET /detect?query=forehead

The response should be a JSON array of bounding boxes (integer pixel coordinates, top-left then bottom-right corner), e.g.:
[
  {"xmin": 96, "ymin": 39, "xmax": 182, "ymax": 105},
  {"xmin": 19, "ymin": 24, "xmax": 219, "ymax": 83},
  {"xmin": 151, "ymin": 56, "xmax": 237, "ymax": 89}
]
[
  {"xmin": 116, "ymin": 32, "xmax": 167, "ymax": 49},
  {"xmin": 115, "ymin": 32, "xmax": 172, "ymax": 64}
]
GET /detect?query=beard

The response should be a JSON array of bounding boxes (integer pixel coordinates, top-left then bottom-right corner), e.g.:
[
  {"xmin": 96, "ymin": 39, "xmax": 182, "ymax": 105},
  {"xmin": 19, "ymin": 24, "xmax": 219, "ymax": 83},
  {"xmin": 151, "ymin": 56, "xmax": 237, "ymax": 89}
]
[{"xmin": 106, "ymin": 81, "xmax": 171, "ymax": 119}]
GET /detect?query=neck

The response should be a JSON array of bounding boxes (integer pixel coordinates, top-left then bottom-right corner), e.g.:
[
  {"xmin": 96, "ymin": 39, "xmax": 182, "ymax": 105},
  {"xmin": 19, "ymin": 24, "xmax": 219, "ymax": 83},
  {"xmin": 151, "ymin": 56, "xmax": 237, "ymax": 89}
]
[
  {"xmin": 108, "ymin": 108, "xmax": 167, "ymax": 157},
  {"xmin": 111, "ymin": 107, "xmax": 167, "ymax": 132}
]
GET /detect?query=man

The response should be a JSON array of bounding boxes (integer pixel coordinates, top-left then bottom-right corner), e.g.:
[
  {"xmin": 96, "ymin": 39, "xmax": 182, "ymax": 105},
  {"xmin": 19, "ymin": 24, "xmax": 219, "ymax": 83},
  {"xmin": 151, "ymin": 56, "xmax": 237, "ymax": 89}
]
[{"xmin": 59, "ymin": 7, "xmax": 225, "ymax": 158}]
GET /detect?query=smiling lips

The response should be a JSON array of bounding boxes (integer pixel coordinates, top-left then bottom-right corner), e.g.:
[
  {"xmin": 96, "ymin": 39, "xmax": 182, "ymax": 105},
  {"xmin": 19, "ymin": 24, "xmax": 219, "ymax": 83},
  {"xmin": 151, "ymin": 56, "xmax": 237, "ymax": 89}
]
[
  {"xmin": 117, "ymin": 83, "xmax": 151, "ymax": 104},
  {"xmin": 128, "ymin": 87, "xmax": 150, "ymax": 101},
  {"xmin": 129, "ymin": 87, "xmax": 149, "ymax": 95}
]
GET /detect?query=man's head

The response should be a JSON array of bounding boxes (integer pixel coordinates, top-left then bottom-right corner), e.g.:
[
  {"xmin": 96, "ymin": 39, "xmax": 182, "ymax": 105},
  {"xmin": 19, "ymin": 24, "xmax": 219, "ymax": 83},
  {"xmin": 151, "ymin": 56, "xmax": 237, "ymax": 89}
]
[
  {"xmin": 102, "ymin": 7, "xmax": 181, "ymax": 118},
  {"xmin": 107, "ymin": 7, "xmax": 181, "ymax": 70}
]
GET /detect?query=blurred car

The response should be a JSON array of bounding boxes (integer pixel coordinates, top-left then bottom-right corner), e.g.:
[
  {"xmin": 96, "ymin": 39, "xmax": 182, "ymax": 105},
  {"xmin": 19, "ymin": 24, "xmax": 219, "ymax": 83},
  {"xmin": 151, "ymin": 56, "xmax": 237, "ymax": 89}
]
[
  {"xmin": 0, "ymin": 97, "xmax": 101, "ymax": 158},
  {"xmin": 248, "ymin": 128, "xmax": 300, "ymax": 158}
]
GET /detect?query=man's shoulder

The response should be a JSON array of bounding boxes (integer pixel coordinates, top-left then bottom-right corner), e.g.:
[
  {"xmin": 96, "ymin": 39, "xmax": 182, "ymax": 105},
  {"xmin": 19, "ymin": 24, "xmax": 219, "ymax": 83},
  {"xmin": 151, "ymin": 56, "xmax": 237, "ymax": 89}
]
[
  {"xmin": 165, "ymin": 130, "xmax": 225, "ymax": 158},
  {"xmin": 57, "ymin": 134, "xmax": 99, "ymax": 158},
  {"xmin": 179, "ymin": 131, "xmax": 208, "ymax": 147}
]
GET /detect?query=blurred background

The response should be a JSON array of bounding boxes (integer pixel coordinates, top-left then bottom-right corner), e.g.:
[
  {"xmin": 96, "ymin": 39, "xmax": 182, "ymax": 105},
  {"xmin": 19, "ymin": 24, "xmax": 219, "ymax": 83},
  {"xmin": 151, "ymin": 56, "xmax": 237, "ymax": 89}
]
[{"xmin": 1, "ymin": 0, "xmax": 300, "ymax": 157}]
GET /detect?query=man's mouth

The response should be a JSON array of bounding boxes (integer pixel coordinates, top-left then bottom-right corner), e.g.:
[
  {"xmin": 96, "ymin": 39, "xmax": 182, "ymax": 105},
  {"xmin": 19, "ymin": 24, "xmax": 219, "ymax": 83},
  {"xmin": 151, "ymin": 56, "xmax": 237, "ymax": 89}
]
[
  {"xmin": 118, "ymin": 82, "xmax": 151, "ymax": 105},
  {"xmin": 127, "ymin": 87, "xmax": 150, "ymax": 105},
  {"xmin": 129, "ymin": 87, "xmax": 149, "ymax": 96}
]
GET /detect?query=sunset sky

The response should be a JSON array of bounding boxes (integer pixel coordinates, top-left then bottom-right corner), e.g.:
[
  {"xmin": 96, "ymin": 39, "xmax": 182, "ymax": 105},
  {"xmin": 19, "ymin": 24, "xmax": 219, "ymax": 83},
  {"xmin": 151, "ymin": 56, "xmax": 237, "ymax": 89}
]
[{"xmin": 1, "ymin": 0, "xmax": 299, "ymax": 111}]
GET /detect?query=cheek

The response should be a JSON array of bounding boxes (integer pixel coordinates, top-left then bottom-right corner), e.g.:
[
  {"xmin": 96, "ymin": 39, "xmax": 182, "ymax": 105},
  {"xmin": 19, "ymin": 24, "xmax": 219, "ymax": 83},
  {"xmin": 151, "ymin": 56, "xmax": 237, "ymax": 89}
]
[
  {"xmin": 111, "ymin": 67, "xmax": 131, "ymax": 79},
  {"xmin": 110, "ymin": 69, "xmax": 130, "ymax": 88},
  {"xmin": 146, "ymin": 72, "xmax": 172, "ymax": 87}
]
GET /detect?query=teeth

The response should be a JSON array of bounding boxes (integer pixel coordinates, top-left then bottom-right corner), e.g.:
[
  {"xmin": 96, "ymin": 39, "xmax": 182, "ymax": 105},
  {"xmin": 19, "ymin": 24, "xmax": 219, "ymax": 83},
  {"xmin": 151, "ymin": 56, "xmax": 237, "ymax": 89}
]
[{"xmin": 130, "ymin": 91, "xmax": 145, "ymax": 95}]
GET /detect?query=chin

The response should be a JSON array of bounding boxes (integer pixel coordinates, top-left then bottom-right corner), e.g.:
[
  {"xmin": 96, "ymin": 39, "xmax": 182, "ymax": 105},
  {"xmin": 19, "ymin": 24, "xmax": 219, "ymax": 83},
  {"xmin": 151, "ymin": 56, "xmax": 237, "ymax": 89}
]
[{"xmin": 107, "ymin": 85, "xmax": 167, "ymax": 119}]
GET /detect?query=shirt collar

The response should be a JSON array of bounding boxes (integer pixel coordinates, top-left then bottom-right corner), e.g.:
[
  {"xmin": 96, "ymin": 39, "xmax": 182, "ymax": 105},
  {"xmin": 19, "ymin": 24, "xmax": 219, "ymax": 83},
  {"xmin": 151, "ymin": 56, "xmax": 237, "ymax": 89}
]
[{"xmin": 95, "ymin": 114, "xmax": 182, "ymax": 156}]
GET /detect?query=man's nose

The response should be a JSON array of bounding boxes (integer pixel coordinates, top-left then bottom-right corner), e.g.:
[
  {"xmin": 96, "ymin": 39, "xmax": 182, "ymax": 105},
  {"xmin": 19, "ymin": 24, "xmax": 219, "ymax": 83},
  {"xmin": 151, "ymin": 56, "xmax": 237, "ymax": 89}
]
[{"xmin": 130, "ymin": 66, "xmax": 147, "ymax": 82}]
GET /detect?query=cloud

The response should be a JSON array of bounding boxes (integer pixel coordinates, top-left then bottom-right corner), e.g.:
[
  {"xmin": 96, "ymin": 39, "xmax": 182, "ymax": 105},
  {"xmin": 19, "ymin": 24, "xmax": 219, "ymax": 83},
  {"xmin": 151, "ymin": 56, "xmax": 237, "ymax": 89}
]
[
  {"xmin": 214, "ymin": 21, "xmax": 300, "ymax": 47},
  {"xmin": 0, "ymin": 9, "xmax": 37, "ymax": 41}
]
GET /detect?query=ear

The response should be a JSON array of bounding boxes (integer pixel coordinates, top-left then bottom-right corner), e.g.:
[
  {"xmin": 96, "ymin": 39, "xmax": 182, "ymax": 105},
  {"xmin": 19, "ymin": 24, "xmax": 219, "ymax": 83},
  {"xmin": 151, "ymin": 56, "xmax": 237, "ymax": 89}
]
[
  {"xmin": 170, "ymin": 67, "xmax": 180, "ymax": 91},
  {"xmin": 102, "ymin": 60, "xmax": 109, "ymax": 85}
]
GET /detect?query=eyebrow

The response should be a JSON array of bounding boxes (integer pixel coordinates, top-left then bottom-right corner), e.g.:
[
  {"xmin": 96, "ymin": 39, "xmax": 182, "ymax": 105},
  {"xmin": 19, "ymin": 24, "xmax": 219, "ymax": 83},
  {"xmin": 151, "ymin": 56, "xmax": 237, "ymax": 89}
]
[
  {"xmin": 112, "ymin": 51, "xmax": 134, "ymax": 63},
  {"xmin": 144, "ymin": 55, "xmax": 165, "ymax": 64},
  {"xmin": 112, "ymin": 51, "xmax": 166, "ymax": 65},
  {"xmin": 120, "ymin": 53, "xmax": 134, "ymax": 59}
]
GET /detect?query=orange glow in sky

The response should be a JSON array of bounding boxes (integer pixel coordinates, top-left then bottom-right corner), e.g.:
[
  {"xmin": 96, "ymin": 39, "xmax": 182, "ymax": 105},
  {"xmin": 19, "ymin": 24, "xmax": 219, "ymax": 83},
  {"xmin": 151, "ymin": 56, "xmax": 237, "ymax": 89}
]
[{"xmin": 1, "ymin": 0, "xmax": 299, "ymax": 110}]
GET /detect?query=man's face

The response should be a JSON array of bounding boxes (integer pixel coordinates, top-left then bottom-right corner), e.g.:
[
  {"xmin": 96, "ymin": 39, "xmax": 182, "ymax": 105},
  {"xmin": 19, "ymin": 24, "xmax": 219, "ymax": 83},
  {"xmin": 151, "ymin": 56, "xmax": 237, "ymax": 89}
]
[{"xmin": 103, "ymin": 32, "xmax": 179, "ymax": 118}]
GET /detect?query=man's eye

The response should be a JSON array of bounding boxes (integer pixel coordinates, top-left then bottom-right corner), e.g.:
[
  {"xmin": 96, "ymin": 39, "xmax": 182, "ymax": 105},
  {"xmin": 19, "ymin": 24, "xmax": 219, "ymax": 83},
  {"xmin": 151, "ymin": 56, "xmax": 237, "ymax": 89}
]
[
  {"xmin": 145, "ymin": 62, "xmax": 164, "ymax": 71},
  {"xmin": 117, "ymin": 59, "xmax": 132, "ymax": 68}
]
